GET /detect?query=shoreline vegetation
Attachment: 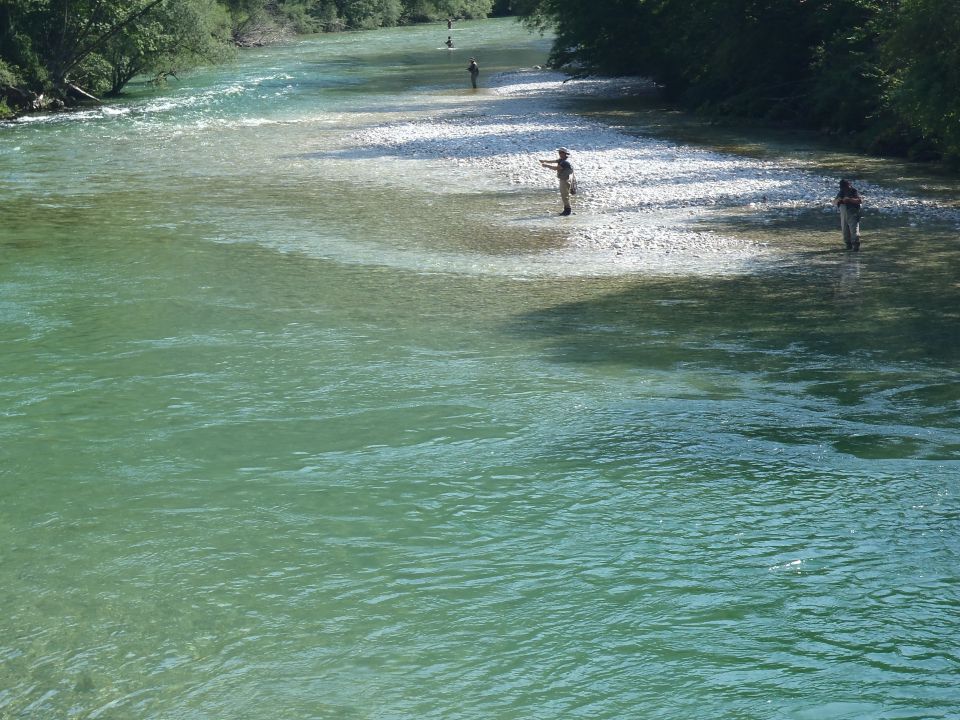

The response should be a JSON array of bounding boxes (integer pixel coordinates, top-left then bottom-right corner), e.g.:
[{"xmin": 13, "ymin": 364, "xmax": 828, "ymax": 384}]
[{"xmin": 2, "ymin": 1, "xmax": 959, "ymax": 169}]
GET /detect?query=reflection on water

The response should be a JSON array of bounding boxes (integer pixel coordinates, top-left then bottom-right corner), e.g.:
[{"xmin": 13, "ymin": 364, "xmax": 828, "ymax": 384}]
[
  {"xmin": 833, "ymin": 253, "xmax": 861, "ymax": 307},
  {"xmin": 2, "ymin": 18, "xmax": 960, "ymax": 720}
]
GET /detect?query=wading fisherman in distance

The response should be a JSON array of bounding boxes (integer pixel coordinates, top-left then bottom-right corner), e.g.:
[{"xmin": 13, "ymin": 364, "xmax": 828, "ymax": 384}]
[{"xmin": 539, "ymin": 147, "xmax": 576, "ymax": 215}]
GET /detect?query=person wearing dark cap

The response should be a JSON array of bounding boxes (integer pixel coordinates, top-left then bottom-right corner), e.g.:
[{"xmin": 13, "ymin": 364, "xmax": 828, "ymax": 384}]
[
  {"xmin": 467, "ymin": 58, "xmax": 479, "ymax": 88},
  {"xmin": 835, "ymin": 178, "xmax": 863, "ymax": 251},
  {"xmin": 539, "ymin": 147, "xmax": 575, "ymax": 215}
]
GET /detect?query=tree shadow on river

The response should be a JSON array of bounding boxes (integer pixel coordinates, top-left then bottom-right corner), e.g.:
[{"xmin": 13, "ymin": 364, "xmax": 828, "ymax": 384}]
[
  {"xmin": 500, "ymin": 238, "xmax": 960, "ymax": 459},
  {"xmin": 506, "ymin": 261, "xmax": 960, "ymax": 369}
]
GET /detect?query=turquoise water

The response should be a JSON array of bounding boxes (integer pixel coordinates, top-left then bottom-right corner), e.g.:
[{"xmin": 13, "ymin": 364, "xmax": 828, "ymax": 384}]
[{"xmin": 2, "ymin": 18, "xmax": 960, "ymax": 720}]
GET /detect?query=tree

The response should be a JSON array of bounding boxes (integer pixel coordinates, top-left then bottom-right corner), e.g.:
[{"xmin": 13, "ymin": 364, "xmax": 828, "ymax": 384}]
[
  {"xmin": 885, "ymin": 0, "xmax": 960, "ymax": 161},
  {"xmin": 0, "ymin": 0, "xmax": 235, "ymax": 105},
  {"xmin": 36, "ymin": 0, "xmax": 170, "ymax": 92},
  {"xmin": 511, "ymin": 0, "xmax": 960, "ymax": 160}
]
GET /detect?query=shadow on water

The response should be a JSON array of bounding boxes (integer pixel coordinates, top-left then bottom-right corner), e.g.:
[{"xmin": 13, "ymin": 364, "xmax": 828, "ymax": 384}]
[
  {"xmin": 505, "ymin": 265, "xmax": 960, "ymax": 368},
  {"xmin": 500, "ymin": 231, "xmax": 960, "ymax": 460}
]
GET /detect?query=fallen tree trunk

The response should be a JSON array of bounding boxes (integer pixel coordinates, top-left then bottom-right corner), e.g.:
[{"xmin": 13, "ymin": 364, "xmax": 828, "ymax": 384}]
[{"xmin": 66, "ymin": 82, "xmax": 103, "ymax": 104}]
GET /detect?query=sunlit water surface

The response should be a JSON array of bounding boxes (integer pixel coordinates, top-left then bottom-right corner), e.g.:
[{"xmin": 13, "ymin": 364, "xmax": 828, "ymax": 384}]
[{"xmin": 2, "ymin": 18, "xmax": 959, "ymax": 720}]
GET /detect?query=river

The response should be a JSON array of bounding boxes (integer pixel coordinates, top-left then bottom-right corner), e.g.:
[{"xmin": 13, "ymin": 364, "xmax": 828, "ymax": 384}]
[{"xmin": 1, "ymin": 17, "xmax": 959, "ymax": 720}]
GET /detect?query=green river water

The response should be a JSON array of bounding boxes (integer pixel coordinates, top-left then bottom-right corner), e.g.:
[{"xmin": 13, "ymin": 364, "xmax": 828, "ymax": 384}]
[{"xmin": 2, "ymin": 17, "xmax": 959, "ymax": 720}]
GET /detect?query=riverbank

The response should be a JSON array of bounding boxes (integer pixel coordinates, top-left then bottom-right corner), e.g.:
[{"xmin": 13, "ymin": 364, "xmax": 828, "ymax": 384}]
[{"xmin": 349, "ymin": 68, "xmax": 960, "ymax": 263}]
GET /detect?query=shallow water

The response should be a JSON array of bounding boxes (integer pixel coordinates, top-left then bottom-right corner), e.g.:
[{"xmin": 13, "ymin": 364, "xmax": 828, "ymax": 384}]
[{"xmin": 2, "ymin": 18, "xmax": 959, "ymax": 720}]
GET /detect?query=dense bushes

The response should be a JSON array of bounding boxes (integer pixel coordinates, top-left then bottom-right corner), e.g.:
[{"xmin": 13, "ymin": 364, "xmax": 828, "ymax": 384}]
[{"xmin": 515, "ymin": 0, "xmax": 960, "ymax": 164}]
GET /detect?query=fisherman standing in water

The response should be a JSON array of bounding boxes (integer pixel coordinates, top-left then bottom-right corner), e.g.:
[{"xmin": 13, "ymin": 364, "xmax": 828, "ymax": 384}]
[
  {"xmin": 467, "ymin": 58, "xmax": 479, "ymax": 88},
  {"xmin": 539, "ymin": 147, "xmax": 576, "ymax": 216},
  {"xmin": 835, "ymin": 178, "xmax": 863, "ymax": 251}
]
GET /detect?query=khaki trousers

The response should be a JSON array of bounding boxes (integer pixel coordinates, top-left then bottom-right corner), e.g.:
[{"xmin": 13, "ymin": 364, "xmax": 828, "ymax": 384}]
[
  {"xmin": 840, "ymin": 204, "xmax": 860, "ymax": 247},
  {"xmin": 559, "ymin": 177, "xmax": 571, "ymax": 207}
]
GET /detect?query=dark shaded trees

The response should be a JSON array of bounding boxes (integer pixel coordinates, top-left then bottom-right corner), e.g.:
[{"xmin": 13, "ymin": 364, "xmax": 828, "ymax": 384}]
[
  {"xmin": 516, "ymin": 0, "xmax": 960, "ymax": 163},
  {"xmin": 885, "ymin": 0, "xmax": 960, "ymax": 160}
]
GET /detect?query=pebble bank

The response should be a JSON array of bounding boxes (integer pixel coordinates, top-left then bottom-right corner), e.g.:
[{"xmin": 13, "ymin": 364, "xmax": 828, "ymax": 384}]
[{"xmin": 348, "ymin": 69, "xmax": 958, "ymax": 267}]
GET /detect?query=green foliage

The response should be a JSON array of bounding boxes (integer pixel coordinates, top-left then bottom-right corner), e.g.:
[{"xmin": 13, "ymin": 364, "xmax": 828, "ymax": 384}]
[
  {"xmin": 300, "ymin": 0, "xmax": 491, "ymax": 31},
  {"xmin": 0, "ymin": 54, "xmax": 18, "ymax": 117},
  {"xmin": 0, "ymin": 58, "xmax": 21, "ymax": 86},
  {"xmin": 99, "ymin": 0, "xmax": 235, "ymax": 94},
  {"xmin": 434, "ymin": 0, "xmax": 493, "ymax": 20},
  {"xmin": 0, "ymin": 0, "xmax": 236, "ymax": 99},
  {"xmin": 336, "ymin": 0, "xmax": 403, "ymax": 29},
  {"xmin": 512, "ymin": 0, "xmax": 960, "ymax": 163},
  {"xmin": 276, "ymin": 0, "xmax": 325, "ymax": 32},
  {"xmin": 885, "ymin": 0, "xmax": 960, "ymax": 162},
  {"xmin": 0, "ymin": 16, "xmax": 49, "ymax": 89},
  {"xmin": 224, "ymin": 0, "xmax": 297, "ymax": 42}
]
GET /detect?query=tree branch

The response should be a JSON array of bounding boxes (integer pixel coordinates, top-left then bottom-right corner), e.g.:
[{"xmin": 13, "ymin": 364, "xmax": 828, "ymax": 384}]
[{"xmin": 59, "ymin": 0, "xmax": 169, "ymax": 81}]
